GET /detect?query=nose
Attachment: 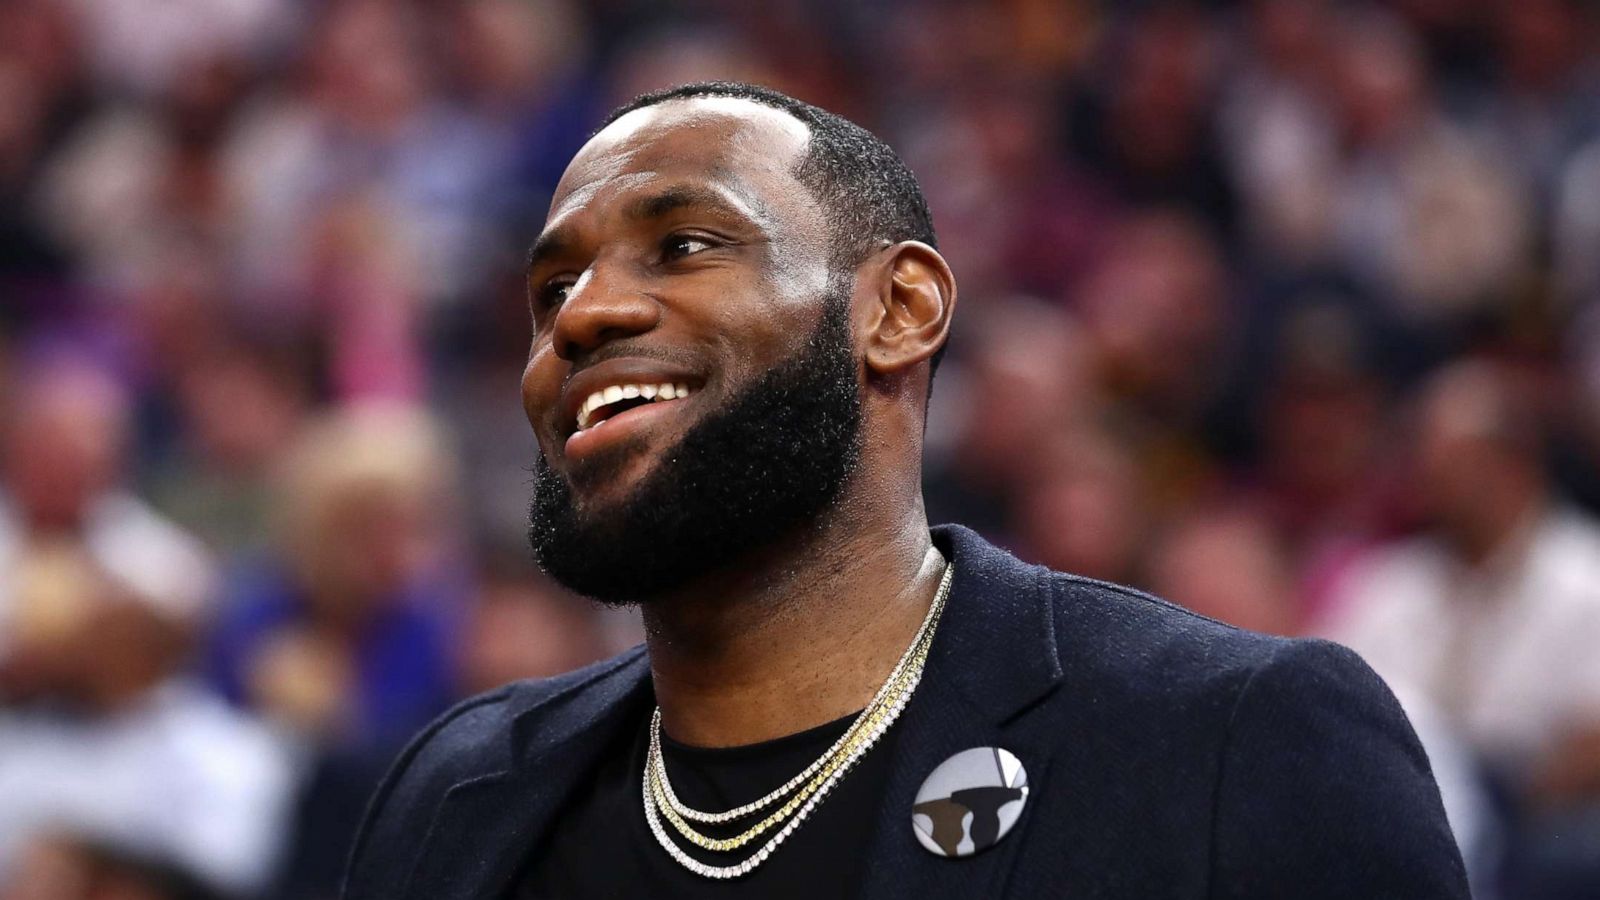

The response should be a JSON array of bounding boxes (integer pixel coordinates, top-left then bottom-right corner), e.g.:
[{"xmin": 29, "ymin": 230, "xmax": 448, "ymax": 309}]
[{"xmin": 552, "ymin": 260, "xmax": 661, "ymax": 361}]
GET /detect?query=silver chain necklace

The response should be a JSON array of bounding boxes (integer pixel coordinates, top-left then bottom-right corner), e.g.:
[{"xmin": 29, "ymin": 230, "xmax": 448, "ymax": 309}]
[{"xmin": 642, "ymin": 561, "xmax": 953, "ymax": 879}]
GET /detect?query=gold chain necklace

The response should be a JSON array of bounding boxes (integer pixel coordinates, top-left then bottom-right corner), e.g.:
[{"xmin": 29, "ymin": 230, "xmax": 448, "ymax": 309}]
[{"xmin": 642, "ymin": 560, "xmax": 952, "ymax": 879}]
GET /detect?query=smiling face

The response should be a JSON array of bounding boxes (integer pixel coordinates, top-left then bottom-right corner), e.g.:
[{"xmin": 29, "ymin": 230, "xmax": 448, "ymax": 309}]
[
  {"xmin": 523, "ymin": 98, "xmax": 833, "ymax": 495},
  {"xmin": 521, "ymin": 97, "xmax": 866, "ymax": 601}
]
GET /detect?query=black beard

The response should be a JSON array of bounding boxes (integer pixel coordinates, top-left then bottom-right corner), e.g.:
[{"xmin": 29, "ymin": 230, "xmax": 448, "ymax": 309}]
[{"xmin": 527, "ymin": 294, "xmax": 861, "ymax": 604}]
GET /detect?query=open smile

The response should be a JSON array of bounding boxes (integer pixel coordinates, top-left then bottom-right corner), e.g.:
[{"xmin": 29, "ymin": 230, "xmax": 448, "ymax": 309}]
[
  {"xmin": 575, "ymin": 381, "xmax": 694, "ymax": 431},
  {"xmin": 558, "ymin": 363, "xmax": 705, "ymax": 464},
  {"xmin": 564, "ymin": 387, "xmax": 696, "ymax": 461}
]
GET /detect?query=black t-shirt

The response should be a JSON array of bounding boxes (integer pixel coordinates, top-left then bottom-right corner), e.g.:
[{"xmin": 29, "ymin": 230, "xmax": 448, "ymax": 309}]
[{"xmin": 512, "ymin": 708, "xmax": 900, "ymax": 899}]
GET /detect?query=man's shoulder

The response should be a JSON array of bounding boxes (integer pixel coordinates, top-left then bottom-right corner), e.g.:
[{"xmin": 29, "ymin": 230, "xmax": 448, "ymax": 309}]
[
  {"xmin": 1044, "ymin": 567, "xmax": 1315, "ymax": 681},
  {"xmin": 1083, "ymin": 570, "xmax": 1390, "ymax": 718},
  {"xmin": 1024, "ymin": 563, "xmax": 1467, "ymax": 894},
  {"xmin": 389, "ymin": 646, "xmax": 649, "ymax": 784},
  {"xmin": 942, "ymin": 522, "xmax": 1379, "ymax": 717},
  {"xmin": 344, "ymin": 647, "xmax": 648, "ymax": 890},
  {"xmin": 941, "ymin": 522, "xmax": 1393, "ymax": 753}
]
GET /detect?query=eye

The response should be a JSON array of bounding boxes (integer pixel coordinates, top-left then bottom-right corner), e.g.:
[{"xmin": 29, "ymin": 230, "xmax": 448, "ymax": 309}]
[
  {"xmin": 661, "ymin": 233, "xmax": 717, "ymax": 261},
  {"xmin": 534, "ymin": 277, "xmax": 574, "ymax": 311}
]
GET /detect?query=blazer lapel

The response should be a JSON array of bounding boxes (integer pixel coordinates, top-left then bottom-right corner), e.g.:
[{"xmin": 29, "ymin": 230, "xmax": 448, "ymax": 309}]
[
  {"xmin": 401, "ymin": 650, "xmax": 653, "ymax": 900},
  {"xmin": 860, "ymin": 526, "xmax": 1066, "ymax": 900}
]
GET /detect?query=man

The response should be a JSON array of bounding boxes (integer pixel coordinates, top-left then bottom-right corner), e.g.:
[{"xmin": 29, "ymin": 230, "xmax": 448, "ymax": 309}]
[
  {"xmin": 0, "ymin": 358, "xmax": 215, "ymax": 626},
  {"xmin": 344, "ymin": 82, "xmax": 1468, "ymax": 899},
  {"xmin": 1330, "ymin": 360, "xmax": 1600, "ymax": 809}
]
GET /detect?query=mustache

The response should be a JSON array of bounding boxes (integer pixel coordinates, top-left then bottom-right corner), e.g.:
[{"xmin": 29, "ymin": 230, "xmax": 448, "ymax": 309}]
[{"xmin": 561, "ymin": 342, "xmax": 706, "ymax": 387}]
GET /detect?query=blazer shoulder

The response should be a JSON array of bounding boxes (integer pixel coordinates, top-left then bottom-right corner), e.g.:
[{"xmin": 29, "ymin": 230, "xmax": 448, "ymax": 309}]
[
  {"xmin": 1044, "ymin": 569, "xmax": 1296, "ymax": 685},
  {"xmin": 1036, "ymin": 573, "xmax": 1466, "ymax": 896},
  {"xmin": 1208, "ymin": 637, "xmax": 1469, "ymax": 897},
  {"xmin": 1034, "ymin": 569, "xmax": 1425, "ymax": 750},
  {"xmin": 1035, "ymin": 559, "xmax": 1432, "ymax": 745},
  {"xmin": 395, "ymin": 646, "xmax": 646, "ymax": 784},
  {"xmin": 941, "ymin": 523, "xmax": 1291, "ymax": 688},
  {"xmin": 342, "ymin": 646, "xmax": 647, "ymax": 899}
]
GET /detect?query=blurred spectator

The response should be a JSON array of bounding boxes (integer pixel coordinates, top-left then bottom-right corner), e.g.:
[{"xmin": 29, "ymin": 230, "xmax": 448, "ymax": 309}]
[
  {"xmin": 222, "ymin": 0, "xmax": 511, "ymax": 312},
  {"xmin": 203, "ymin": 405, "xmax": 463, "ymax": 900},
  {"xmin": 1147, "ymin": 505, "xmax": 1298, "ymax": 636},
  {"xmin": 62, "ymin": 0, "xmax": 291, "ymax": 100},
  {"xmin": 2, "ymin": 834, "xmax": 233, "ymax": 900},
  {"xmin": 924, "ymin": 297, "xmax": 1097, "ymax": 538},
  {"xmin": 1075, "ymin": 208, "xmax": 1241, "ymax": 474},
  {"xmin": 206, "ymin": 404, "xmax": 462, "ymax": 748},
  {"xmin": 457, "ymin": 575, "xmax": 610, "ymax": 698},
  {"xmin": 1013, "ymin": 421, "xmax": 1151, "ymax": 586},
  {"xmin": 1326, "ymin": 360, "xmax": 1600, "ymax": 801},
  {"xmin": 0, "ymin": 541, "xmax": 290, "ymax": 898},
  {"xmin": 1250, "ymin": 302, "xmax": 1399, "ymax": 625},
  {"xmin": 1067, "ymin": 4, "xmax": 1237, "ymax": 237},
  {"xmin": 147, "ymin": 336, "xmax": 312, "ymax": 559},
  {"xmin": 0, "ymin": 0, "xmax": 88, "ymax": 291},
  {"xmin": 900, "ymin": 86, "xmax": 1118, "ymax": 300},
  {"xmin": 1323, "ymin": 9, "xmax": 1530, "ymax": 324},
  {"xmin": 440, "ymin": 0, "xmax": 595, "ymax": 226},
  {"xmin": 1221, "ymin": 0, "xmax": 1341, "ymax": 268},
  {"xmin": 1473, "ymin": 0, "xmax": 1599, "ymax": 206},
  {"xmin": 0, "ymin": 357, "xmax": 215, "ymax": 640},
  {"xmin": 1325, "ymin": 359, "xmax": 1600, "ymax": 893}
]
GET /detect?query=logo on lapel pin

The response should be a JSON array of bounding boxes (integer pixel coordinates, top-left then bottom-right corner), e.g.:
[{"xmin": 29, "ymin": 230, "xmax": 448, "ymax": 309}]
[{"xmin": 912, "ymin": 747, "xmax": 1029, "ymax": 858}]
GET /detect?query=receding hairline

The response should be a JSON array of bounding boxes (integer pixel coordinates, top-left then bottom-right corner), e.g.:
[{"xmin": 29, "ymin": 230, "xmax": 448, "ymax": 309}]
[
  {"xmin": 597, "ymin": 94, "xmax": 813, "ymax": 149},
  {"xmin": 541, "ymin": 98, "xmax": 828, "ymax": 260},
  {"xmin": 565, "ymin": 95, "xmax": 816, "ymax": 201}
]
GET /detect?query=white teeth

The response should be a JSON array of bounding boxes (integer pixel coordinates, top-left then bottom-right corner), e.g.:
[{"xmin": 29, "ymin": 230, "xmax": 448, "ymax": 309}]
[{"xmin": 574, "ymin": 381, "xmax": 695, "ymax": 432}]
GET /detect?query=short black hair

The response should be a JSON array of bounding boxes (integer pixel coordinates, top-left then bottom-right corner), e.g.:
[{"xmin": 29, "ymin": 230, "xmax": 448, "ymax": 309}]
[
  {"xmin": 598, "ymin": 81, "xmax": 945, "ymax": 374},
  {"xmin": 599, "ymin": 81, "xmax": 937, "ymax": 264}
]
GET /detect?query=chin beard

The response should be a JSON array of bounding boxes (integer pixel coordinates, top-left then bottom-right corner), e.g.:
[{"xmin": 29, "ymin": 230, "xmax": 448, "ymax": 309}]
[{"xmin": 527, "ymin": 293, "xmax": 861, "ymax": 604}]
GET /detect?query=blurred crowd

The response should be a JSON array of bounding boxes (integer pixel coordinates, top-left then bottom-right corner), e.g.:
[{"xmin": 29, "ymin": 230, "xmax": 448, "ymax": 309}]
[{"xmin": 1, "ymin": 0, "xmax": 1599, "ymax": 897}]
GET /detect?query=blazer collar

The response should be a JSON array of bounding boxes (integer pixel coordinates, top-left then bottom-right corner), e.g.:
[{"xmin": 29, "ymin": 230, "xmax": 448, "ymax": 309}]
[
  {"xmin": 507, "ymin": 646, "xmax": 652, "ymax": 767},
  {"xmin": 858, "ymin": 524, "xmax": 1067, "ymax": 898},
  {"xmin": 926, "ymin": 523, "xmax": 1065, "ymax": 722}
]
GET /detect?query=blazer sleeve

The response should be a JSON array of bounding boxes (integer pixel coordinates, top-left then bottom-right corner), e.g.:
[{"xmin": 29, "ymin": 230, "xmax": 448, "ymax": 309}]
[{"xmin": 1209, "ymin": 639, "xmax": 1470, "ymax": 900}]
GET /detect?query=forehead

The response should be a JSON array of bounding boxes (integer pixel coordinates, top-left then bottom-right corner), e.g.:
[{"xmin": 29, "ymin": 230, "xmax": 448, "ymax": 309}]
[{"xmin": 547, "ymin": 97, "xmax": 816, "ymax": 228}]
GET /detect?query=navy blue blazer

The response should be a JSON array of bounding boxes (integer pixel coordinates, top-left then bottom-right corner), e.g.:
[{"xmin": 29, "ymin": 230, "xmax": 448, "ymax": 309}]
[{"xmin": 344, "ymin": 525, "xmax": 1469, "ymax": 899}]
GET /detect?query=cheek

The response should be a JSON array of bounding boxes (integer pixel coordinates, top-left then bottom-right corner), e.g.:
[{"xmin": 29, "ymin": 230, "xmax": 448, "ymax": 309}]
[
  {"xmin": 521, "ymin": 348, "xmax": 560, "ymax": 431},
  {"xmin": 698, "ymin": 282, "xmax": 829, "ymax": 375}
]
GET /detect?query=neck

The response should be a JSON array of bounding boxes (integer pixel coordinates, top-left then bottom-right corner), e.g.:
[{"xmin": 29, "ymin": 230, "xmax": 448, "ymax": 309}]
[{"xmin": 643, "ymin": 494, "xmax": 941, "ymax": 748}]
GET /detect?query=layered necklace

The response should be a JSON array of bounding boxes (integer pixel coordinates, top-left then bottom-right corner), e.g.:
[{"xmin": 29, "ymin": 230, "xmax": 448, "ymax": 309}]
[{"xmin": 642, "ymin": 560, "xmax": 954, "ymax": 879}]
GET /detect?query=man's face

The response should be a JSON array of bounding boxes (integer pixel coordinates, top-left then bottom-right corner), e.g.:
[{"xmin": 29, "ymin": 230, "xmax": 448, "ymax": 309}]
[{"xmin": 520, "ymin": 98, "xmax": 863, "ymax": 601}]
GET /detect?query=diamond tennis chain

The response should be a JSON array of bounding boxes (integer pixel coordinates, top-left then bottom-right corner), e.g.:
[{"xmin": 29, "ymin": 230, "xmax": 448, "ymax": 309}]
[{"xmin": 642, "ymin": 560, "xmax": 953, "ymax": 879}]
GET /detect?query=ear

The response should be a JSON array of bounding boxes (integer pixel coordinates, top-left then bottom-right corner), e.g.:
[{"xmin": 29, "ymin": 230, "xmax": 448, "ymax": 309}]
[{"xmin": 861, "ymin": 241, "xmax": 956, "ymax": 378}]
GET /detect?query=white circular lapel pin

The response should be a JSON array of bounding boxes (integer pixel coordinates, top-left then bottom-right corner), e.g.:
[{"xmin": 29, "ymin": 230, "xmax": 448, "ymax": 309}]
[{"xmin": 911, "ymin": 746, "xmax": 1030, "ymax": 858}]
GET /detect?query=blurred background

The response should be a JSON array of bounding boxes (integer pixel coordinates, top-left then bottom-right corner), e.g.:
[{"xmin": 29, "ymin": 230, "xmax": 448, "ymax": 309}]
[{"xmin": 1, "ymin": 0, "xmax": 1599, "ymax": 897}]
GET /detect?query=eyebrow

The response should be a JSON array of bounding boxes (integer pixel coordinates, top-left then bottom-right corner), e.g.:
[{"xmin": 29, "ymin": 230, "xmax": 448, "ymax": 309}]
[
  {"xmin": 627, "ymin": 184, "xmax": 757, "ymax": 223},
  {"xmin": 525, "ymin": 230, "xmax": 568, "ymax": 274},
  {"xmin": 525, "ymin": 182, "xmax": 770, "ymax": 274}
]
